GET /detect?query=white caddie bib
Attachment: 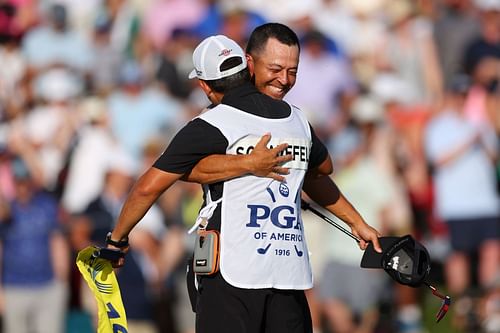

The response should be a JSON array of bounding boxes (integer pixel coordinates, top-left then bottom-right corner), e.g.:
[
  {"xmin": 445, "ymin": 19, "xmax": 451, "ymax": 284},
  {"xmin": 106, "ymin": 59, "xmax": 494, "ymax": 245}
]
[{"xmin": 198, "ymin": 104, "xmax": 313, "ymax": 289}]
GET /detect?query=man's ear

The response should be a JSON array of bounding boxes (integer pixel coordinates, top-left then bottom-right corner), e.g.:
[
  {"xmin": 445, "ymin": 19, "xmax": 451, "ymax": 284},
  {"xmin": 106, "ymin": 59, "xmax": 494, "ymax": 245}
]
[
  {"xmin": 198, "ymin": 80, "xmax": 220, "ymax": 104},
  {"xmin": 198, "ymin": 80, "xmax": 212, "ymax": 95},
  {"xmin": 246, "ymin": 54, "xmax": 255, "ymax": 76}
]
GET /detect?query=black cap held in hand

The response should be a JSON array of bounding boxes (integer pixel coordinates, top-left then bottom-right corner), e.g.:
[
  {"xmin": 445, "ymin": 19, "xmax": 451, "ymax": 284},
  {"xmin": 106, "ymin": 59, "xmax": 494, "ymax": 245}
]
[{"xmin": 361, "ymin": 235, "xmax": 431, "ymax": 287}]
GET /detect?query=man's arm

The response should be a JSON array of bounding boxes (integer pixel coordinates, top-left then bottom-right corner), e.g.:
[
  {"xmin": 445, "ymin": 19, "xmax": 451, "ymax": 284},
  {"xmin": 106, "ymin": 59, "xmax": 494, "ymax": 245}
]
[
  {"xmin": 304, "ymin": 124, "xmax": 382, "ymax": 252},
  {"xmin": 184, "ymin": 134, "xmax": 293, "ymax": 184},
  {"xmin": 107, "ymin": 118, "xmax": 217, "ymax": 266},
  {"xmin": 110, "ymin": 168, "xmax": 183, "ymax": 246},
  {"xmin": 433, "ymin": 132, "xmax": 479, "ymax": 167},
  {"xmin": 303, "ymin": 164, "xmax": 382, "ymax": 253}
]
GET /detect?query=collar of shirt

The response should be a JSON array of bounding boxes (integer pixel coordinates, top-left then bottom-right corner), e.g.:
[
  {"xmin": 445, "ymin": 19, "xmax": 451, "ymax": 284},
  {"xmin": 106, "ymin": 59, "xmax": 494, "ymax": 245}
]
[
  {"xmin": 221, "ymin": 82, "xmax": 291, "ymax": 119},
  {"xmin": 221, "ymin": 81, "xmax": 259, "ymax": 105}
]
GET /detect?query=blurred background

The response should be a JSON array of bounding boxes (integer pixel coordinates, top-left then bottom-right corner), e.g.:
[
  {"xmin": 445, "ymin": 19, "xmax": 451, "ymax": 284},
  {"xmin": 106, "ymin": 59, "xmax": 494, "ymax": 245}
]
[{"xmin": 0, "ymin": 0, "xmax": 498, "ymax": 332}]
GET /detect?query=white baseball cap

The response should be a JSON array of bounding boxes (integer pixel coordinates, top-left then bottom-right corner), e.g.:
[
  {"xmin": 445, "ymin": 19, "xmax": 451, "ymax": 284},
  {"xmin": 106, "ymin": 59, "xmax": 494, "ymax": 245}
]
[{"xmin": 188, "ymin": 35, "xmax": 247, "ymax": 80}]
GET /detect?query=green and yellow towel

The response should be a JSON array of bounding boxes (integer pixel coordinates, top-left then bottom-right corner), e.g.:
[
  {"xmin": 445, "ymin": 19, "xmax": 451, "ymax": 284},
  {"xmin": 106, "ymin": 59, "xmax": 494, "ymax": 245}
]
[{"xmin": 76, "ymin": 246, "xmax": 128, "ymax": 333}]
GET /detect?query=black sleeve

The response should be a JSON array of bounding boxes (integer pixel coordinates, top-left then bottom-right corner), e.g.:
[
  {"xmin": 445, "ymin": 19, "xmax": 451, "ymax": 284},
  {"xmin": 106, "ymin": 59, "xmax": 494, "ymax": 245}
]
[
  {"xmin": 153, "ymin": 118, "xmax": 228, "ymax": 174},
  {"xmin": 308, "ymin": 124, "xmax": 329, "ymax": 170}
]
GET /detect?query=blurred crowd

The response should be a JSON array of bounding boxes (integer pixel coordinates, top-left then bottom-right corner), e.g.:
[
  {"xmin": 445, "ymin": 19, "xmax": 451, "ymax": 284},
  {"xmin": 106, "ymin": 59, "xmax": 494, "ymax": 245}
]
[{"xmin": 0, "ymin": 0, "xmax": 498, "ymax": 332}]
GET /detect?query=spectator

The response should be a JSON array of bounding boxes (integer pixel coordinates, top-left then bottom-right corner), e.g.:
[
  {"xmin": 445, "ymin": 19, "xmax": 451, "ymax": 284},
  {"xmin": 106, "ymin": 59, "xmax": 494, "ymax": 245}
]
[
  {"xmin": 106, "ymin": 60, "xmax": 185, "ymax": 159},
  {"xmin": 88, "ymin": 18, "xmax": 123, "ymax": 95},
  {"xmin": 369, "ymin": 75, "xmax": 430, "ymax": 333},
  {"xmin": 377, "ymin": 0, "xmax": 443, "ymax": 104},
  {"xmin": 285, "ymin": 29, "xmax": 358, "ymax": 139},
  {"xmin": 424, "ymin": 74, "xmax": 499, "ymax": 330},
  {"xmin": 318, "ymin": 115, "xmax": 390, "ymax": 333},
  {"xmin": 0, "ymin": 3, "xmax": 27, "ymax": 119},
  {"xmin": 0, "ymin": 156, "xmax": 69, "ymax": 333},
  {"xmin": 433, "ymin": 0, "xmax": 481, "ymax": 89},
  {"xmin": 142, "ymin": 0, "xmax": 206, "ymax": 50},
  {"xmin": 9, "ymin": 67, "xmax": 81, "ymax": 192},
  {"xmin": 82, "ymin": 149, "xmax": 138, "ymax": 245},
  {"xmin": 94, "ymin": 0, "xmax": 142, "ymax": 60},
  {"xmin": 462, "ymin": 0, "xmax": 500, "ymax": 79},
  {"xmin": 21, "ymin": 3, "xmax": 92, "ymax": 74},
  {"xmin": 155, "ymin": 28, "xmax": 198, "ymax": 99},
  {"xmin": 61, "ymin": 97, "xmax": 122, "ymax": 214},
  {"xmin": 461, "ymin": 2, "xmax": 500, "ymax": 133},
  {"xmin": 320, "ymin": 94, "xmax": 418, "ymax": 333},
  {"xmin": 0, "ymin": 1, "xmax": 37, "ymax": 40},
  {"xmin": 311, "ymin": 0, "xmax": 387, "ymax": 87}
]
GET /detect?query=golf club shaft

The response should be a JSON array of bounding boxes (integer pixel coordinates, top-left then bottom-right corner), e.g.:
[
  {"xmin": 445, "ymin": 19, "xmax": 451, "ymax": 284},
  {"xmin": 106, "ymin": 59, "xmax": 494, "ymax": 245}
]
[{"xmin": 301, "ymin": 200, "xmax": 360, "ymax": 243}]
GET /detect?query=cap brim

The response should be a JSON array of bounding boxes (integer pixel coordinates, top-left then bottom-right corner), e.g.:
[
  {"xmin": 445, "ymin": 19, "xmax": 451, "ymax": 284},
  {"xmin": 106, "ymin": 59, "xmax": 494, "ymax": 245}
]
[
  {"xmin": 360, "ymin": 236, "xmax": 401, "ymax": 268},
  {"xmin": 188, "ymin": 69, "xmax": 197, "ymax": 79}
]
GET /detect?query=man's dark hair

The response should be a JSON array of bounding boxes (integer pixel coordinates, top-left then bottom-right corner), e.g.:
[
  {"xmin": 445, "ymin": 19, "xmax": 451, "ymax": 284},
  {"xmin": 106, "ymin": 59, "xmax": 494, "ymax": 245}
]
[
  {"xmin": 204, "ymin": 56, "xmax": 250, "ymax": 93},
  {"xmin": 246, "ymin": 23, "xmax": 300, "ymax": 56}
]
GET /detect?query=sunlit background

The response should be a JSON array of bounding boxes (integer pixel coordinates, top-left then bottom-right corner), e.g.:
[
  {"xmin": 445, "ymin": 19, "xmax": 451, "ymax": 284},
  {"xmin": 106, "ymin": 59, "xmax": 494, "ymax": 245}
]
[{"xmin": 0, "ymin": 0, "xmax": 499, "ymax": 332}]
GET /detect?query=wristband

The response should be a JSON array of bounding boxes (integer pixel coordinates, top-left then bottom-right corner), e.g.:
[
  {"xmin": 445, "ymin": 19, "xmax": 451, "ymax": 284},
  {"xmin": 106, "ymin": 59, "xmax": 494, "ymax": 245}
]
[
  {"xmin": 105, "ymin": 232, "xmax": 129, "ymax": 248},
  {"xmin": 93, "ymin": 247, "xmax": 125, "ymax": 261}
]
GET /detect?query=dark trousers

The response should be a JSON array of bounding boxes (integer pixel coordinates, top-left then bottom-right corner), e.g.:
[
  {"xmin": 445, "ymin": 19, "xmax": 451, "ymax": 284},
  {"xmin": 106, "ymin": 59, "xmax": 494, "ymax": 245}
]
[{"xmin": 193, "ymin": 272, "xmax": 313, "ymax": 333}]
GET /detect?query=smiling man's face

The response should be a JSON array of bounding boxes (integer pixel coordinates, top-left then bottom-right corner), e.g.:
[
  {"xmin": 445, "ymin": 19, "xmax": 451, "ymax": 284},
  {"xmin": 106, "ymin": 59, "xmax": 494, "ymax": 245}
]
[{"xmin": 248, "ymin": 38, "xmax": 299, "ymax": 100}]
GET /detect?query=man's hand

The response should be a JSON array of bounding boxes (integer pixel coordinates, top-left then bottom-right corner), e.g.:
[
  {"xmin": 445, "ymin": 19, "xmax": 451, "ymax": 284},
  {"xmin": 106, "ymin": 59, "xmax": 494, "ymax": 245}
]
[
  {"xmin": 351, "ymin": 222, "xmax": 382, "ymax": 253},
  {"xmin": 185, "ymin": 134, "xmax": 292, "ymax": 184},
  {"xmin": 105, "ymin": 232, "xmax": 130, "ymax": 268},
  {"xmin": 246, "ymin": 133, "xmax": 292, "ymax": 182},
  {"xmin": 104, "ymin": 244, "xmax": 129, "ymax": 268}
]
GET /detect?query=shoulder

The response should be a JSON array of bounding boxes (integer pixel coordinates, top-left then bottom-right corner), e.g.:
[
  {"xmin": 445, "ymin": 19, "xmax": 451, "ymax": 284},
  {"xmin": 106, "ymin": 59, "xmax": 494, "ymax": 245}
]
[
  {"xmin": 197, "ymin": 104, "xmax": 231, "ymax": 118},
  {"xmin": 267, "ymin": 96, "xmax": 292, "ymax": 113},
  {"xmin": 290, "ymin": 104, "xmax": 308, "ymax": 119},
  {"xmin": 170, "ymin": 117, "xmax": 223, "ymax": 143},
  {"xmin": 224, "ymin": 84, "xmax": 292, "ymax": 118}
]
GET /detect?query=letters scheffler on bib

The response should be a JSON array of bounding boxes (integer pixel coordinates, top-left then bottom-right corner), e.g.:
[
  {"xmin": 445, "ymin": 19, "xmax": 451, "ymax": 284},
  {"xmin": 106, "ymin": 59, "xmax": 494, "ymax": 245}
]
[{"xmin": 233, "ymin": 136, "xmax": 310, "ymax": 170}]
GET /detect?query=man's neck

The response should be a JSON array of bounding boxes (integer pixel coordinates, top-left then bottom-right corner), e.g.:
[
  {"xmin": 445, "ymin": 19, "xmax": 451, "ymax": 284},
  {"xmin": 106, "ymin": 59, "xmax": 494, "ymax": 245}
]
[{"xmin": 209, "ymin": 91, "xmax": 224, "ymax": 105}]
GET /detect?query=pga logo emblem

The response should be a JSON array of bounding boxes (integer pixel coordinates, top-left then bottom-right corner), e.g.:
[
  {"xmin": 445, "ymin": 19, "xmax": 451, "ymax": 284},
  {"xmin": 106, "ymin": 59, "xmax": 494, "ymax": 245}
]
[
  {"xmin": 279, "ymin": 183, "xmax": 289, "ymax": 197},
  {"xmin": 246, "ymin": 204, "xmax": 301, "ymax": 229}
]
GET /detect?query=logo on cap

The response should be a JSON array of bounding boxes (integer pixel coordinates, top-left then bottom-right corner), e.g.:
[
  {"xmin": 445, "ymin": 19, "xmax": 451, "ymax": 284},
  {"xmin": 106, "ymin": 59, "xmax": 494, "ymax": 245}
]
[
  {"xmin": 188, "ymin": 35, "xmax": 247, "ymax": 80},
  {"xmin": 389, "ymin": 256, "xmax": 400, "ymax": 270},
  {"xmin": 219, "ymin": 49, "xmax": 232, "ymax": 57}
]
